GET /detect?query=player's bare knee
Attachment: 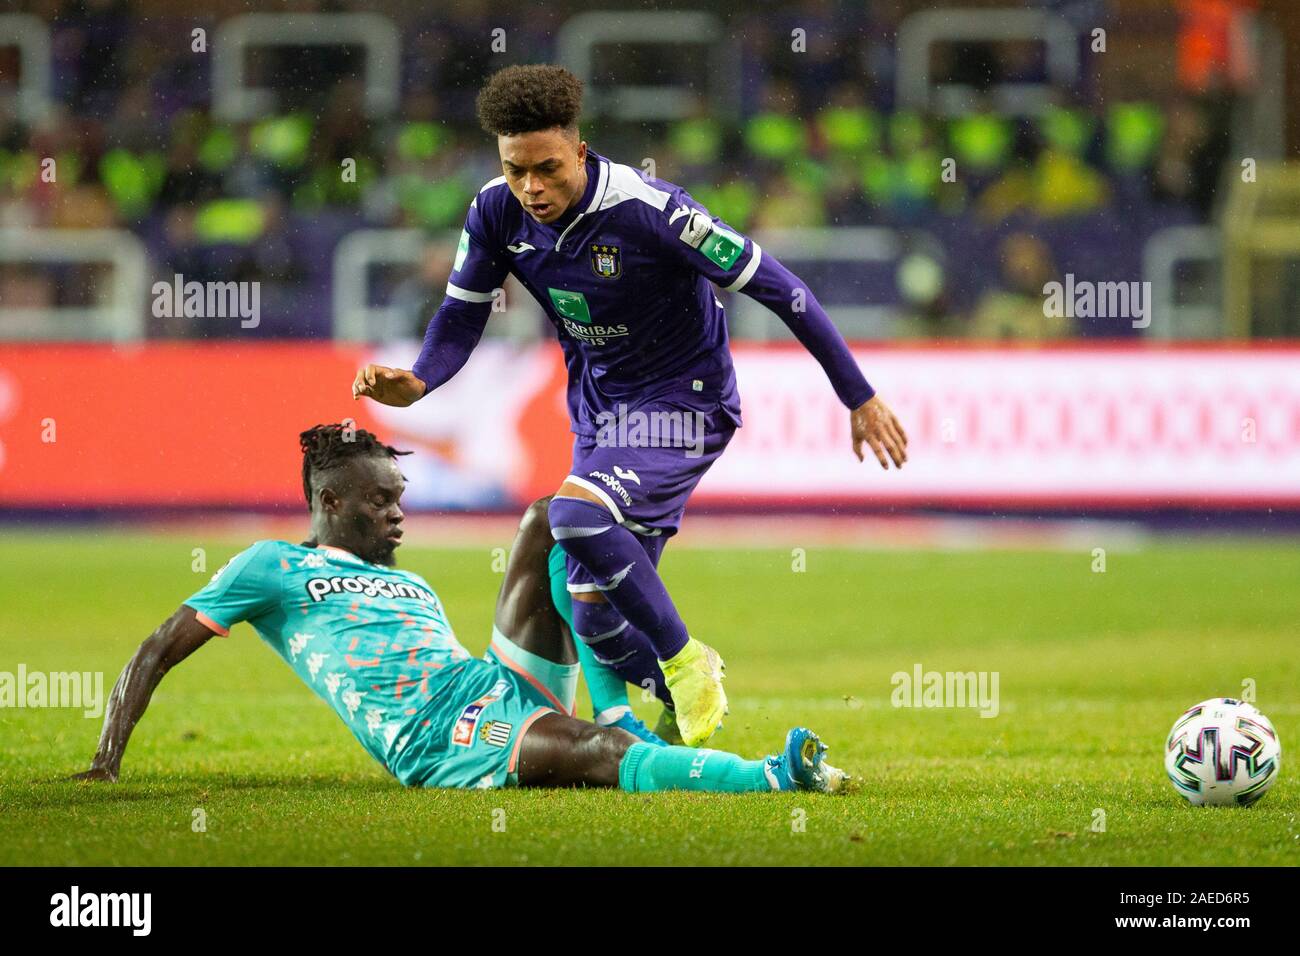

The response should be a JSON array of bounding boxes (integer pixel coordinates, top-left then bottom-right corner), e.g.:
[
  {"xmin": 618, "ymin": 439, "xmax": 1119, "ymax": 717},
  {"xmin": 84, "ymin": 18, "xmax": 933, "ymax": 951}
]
[
  {"xmin": 520, "ymin": 495, "xmax": 554, "ymax": 535},
  {"xmin": 513, "ymin": 496, "xmax": 561, "ymax": 567},
  {"xmin": 589, "ymin": 723, "xmax": 637, "ymax": 761}
]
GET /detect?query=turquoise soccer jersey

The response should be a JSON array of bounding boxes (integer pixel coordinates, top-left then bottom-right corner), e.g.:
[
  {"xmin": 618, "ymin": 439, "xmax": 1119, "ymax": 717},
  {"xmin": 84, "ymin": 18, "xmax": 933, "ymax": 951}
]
[{"xmin": 183, "ymin": 540, "xmax": 564, "ymax": 788}]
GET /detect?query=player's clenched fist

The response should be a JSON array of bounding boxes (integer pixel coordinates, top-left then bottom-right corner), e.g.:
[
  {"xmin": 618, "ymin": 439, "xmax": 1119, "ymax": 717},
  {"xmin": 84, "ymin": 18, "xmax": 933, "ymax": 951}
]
[
  {"xmin": 351, "ymin": 365, "xmax": 427, "ymax": 407},
  {"xmin": 851, "ymin": 395, "xmax": 909, "ymax": 470}
]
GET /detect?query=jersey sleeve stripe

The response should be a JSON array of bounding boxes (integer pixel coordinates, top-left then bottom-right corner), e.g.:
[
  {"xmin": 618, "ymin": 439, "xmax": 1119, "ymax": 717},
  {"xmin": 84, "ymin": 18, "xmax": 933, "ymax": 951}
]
[
  {"xmin": 446, "ymin": 282, "xmax": 496, "ymax": 303},
  {"xmin": 193, "ymin": 609, "xmax": 230, "ymax": 637},
  {"xmin": 722, "ymin": 240, "xmax": 762, "ymax": 293}
]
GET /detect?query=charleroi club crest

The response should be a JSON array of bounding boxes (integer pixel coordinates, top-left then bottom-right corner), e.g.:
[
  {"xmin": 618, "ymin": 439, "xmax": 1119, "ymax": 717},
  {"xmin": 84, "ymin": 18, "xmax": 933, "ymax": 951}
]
[{"xmin": 590, "ymin": 243, "xmax": 621, "ymax": 279}]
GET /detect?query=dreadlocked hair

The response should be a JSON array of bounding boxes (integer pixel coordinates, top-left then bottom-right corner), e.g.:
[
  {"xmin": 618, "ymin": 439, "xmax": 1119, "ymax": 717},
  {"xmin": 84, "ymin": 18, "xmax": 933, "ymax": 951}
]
[{"xmin": 299, "ymin": 423, "xmax": 411, "ymax": 509}]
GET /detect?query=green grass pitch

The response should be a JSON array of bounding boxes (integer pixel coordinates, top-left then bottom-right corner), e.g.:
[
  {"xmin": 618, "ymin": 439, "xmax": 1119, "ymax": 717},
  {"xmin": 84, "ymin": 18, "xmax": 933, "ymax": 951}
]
[{"xmin": 1, "ymin": 529, "xmax": 1297, "ymax": 866}]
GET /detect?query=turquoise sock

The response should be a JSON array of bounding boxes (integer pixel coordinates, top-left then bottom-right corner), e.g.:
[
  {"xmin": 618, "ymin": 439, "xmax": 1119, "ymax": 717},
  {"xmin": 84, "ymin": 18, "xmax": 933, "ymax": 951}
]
[
  {"xmin": 618, "ymin": 742, "xmax": 775, "ymax": 793},
  {"xmin": 548, "ymin": 543, "xmax": 630, "ymax": 721}
]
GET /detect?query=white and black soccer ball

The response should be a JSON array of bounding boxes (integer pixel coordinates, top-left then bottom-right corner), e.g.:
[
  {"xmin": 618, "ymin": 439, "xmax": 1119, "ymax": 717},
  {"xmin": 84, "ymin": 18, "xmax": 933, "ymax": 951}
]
[{"xmin": 1165, "ymin": 698, "xmax": 1281, "ymax": 807}]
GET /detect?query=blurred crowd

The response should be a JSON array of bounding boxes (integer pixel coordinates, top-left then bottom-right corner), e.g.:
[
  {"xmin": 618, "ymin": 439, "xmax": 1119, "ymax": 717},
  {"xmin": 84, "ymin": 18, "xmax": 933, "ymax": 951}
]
[{"xmin": 0, "ymin": 0, "xmax": 1262, "ymax": 339}]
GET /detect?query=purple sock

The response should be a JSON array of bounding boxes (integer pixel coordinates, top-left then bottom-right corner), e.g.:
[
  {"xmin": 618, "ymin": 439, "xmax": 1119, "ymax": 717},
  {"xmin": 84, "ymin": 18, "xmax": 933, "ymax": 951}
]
[
  {"xmin": 548, "ymin": 496, "xmax": 691, "ymax": 661},
  {"xmin": 570, "ymin": 598, "xmax": 671, "ymax": 704}
]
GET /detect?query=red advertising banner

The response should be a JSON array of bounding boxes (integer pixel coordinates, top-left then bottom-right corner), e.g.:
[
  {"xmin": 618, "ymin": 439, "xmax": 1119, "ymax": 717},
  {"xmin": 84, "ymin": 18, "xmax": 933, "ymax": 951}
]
[
  {"xmin": 0, "ymin": 344, "xmax": 384, "ymax": 506},
  {"xmin": 706, "ymin": 343, "xmax": 1300, "ymax": 509},
  {"xmin": 1, "ymin": 342, "xmax": 1297, "ymax": 510}
]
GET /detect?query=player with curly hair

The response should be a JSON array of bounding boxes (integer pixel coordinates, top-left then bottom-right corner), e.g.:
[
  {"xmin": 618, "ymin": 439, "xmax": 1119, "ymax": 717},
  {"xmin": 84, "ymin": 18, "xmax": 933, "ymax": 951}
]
[{"xmin": 352, "ymin": 64, "xmax": 909, "ymax": 749}]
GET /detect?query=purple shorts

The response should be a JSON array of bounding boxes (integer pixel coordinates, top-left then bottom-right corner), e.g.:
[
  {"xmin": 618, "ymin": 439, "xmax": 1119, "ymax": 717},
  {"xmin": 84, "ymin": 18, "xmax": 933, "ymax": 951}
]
[{"xmin": 562, "ymin": 403, "xmax": 735, "ymax": 593}]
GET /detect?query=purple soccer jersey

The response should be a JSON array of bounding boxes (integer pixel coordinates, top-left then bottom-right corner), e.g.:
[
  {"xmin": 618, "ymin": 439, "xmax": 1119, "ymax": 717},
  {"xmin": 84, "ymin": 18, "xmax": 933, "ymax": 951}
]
[
  {"xmin": 560, "ymin": 405, "xmax": 735, "ymax": 603},
  {"xmin": 411, "ymin": 147, "xmax": 875, "ymax": 438}
]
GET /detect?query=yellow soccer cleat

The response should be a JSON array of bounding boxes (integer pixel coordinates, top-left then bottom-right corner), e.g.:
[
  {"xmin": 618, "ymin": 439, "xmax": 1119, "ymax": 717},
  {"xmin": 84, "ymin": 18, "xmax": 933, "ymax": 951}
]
[{"xmin": 659, "ymin": 637, "xmax": 727, "ymax": 747}]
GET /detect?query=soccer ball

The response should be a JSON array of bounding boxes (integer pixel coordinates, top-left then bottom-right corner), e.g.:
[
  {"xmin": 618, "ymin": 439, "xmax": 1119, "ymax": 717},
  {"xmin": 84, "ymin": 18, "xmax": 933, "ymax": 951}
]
[{"xmin": 1164, "ymin": 698, "xmax": 1281, "ymax": 807}]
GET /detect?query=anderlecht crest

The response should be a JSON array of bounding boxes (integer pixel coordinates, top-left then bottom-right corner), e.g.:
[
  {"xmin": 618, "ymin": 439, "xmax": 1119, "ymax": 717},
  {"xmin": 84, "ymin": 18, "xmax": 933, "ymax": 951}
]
[{"xmin": 590, "ymin": 243, "xmax": 621, "ymax": 279}]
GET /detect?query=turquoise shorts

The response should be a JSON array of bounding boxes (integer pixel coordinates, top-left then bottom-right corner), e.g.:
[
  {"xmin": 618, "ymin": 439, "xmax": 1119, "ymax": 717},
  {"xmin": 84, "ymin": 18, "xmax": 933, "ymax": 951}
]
[{"xmin": 411, "ymin": 628, "xmax": 580, "ymax": 790}]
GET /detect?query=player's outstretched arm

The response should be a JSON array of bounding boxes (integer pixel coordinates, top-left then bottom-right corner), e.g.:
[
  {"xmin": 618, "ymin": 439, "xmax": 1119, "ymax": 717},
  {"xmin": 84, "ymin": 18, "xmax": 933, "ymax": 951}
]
[
  {"xmin": 658, "ymin": 199, "xmax": 909, "ymax": 467},
  {"xmin": 745, "ymin": 253, "xmax": 908, "ymax": 468},
  {"xmin": 353, "ymin": 193, "xmax": 508, "ymax": 408},
  {"xmin": 351, "ymin": 364, "xmax": 428, "ymax": 406},
  {"xmin": 69, "ymin": 605, "xmax": 216, "ymax": 783},
  {"xmin": 350, "ymin": 299, "xmax": 490, "ymax": 408}
]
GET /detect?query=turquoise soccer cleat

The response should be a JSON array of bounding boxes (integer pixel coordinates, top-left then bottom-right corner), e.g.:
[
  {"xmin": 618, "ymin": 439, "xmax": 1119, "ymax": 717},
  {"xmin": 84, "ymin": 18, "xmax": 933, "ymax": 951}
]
[
  {"xmin": 603, "ymin": 710, "xmax": 669, "ymax": 747},
  {"xmin": 763, "ymin": 727, "xmax": 849, "ymax": 793}
]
